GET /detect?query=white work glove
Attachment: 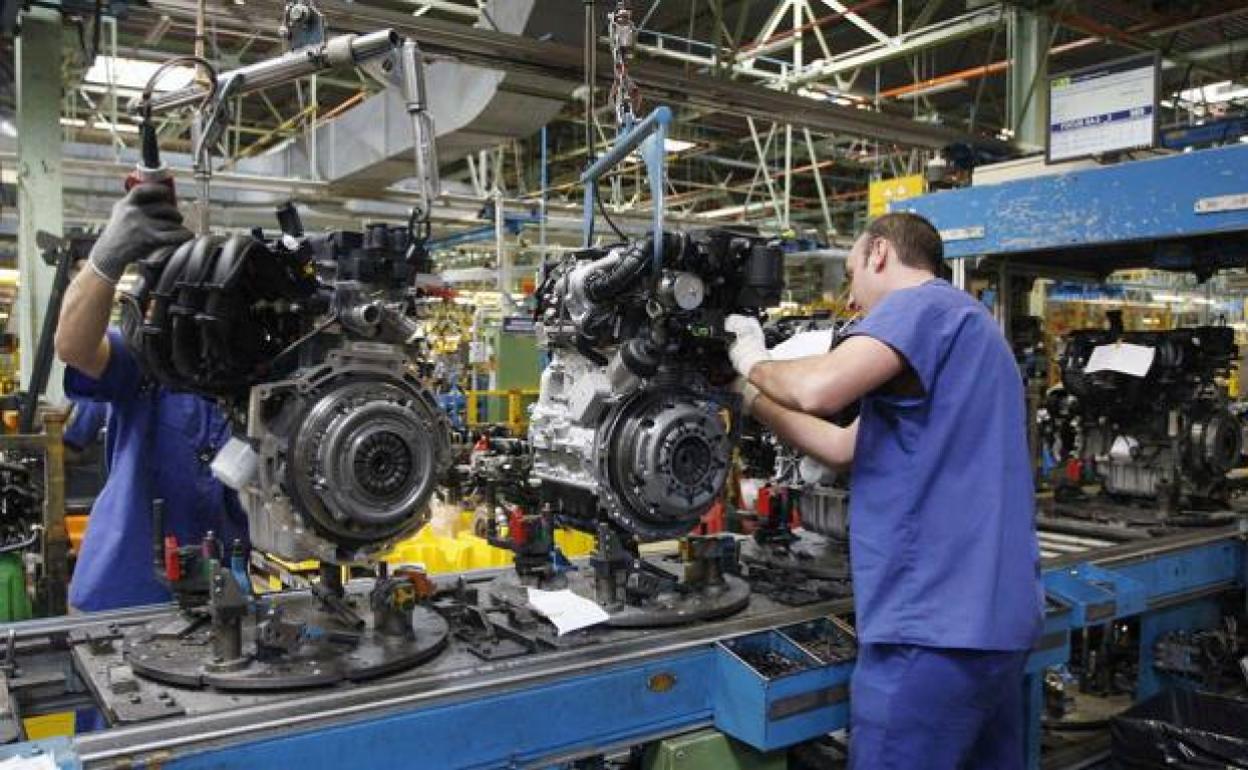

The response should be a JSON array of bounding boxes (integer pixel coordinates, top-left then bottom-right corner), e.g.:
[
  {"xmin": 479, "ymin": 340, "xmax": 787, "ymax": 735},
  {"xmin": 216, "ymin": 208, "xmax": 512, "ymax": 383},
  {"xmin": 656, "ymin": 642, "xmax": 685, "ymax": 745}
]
[
  {"xmin": 725, "ymin": 314, "xmax": 769, "ymax": 378},
  {"xmin": 732, "ymin": 376, "xmax": 761, "ymax": 417},
  {"xmin": 88, "ymin": 184, "xmax": 192, "ymax": 286}
]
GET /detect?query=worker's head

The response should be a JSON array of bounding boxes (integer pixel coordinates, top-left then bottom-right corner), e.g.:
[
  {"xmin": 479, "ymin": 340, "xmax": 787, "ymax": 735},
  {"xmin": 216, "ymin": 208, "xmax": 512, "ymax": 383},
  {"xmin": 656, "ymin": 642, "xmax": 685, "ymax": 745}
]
[{"xmin": 846, "ymin": 212, "xmax": 944, "ymax": 312}]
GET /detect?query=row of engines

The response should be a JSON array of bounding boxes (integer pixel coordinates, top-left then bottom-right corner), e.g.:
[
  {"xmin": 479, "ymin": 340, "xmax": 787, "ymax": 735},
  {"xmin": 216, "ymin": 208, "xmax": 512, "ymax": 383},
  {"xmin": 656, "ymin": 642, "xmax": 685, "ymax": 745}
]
[{"xmin": 132, "ymin": 218, "xmax": 782, "ymax": 562}]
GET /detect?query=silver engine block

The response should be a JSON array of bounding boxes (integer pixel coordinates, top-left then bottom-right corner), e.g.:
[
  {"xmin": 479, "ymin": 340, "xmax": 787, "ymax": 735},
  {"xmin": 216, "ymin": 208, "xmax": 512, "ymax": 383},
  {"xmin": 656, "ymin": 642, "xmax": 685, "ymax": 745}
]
[
  {"xmin": 529, "ymin": 348, "xmax": 732, "ymax": 541},
  {"xmin": 530, "ymin": 229, "xmax": 783, "ymax": 542}
]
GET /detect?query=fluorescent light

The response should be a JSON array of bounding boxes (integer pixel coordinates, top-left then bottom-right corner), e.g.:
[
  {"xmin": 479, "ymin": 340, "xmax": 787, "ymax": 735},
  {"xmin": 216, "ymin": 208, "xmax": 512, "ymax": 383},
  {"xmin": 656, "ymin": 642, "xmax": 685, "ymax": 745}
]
[
  {"xmin": 625, "ymin": 137, "xmax": 698, "ymax": 164},
  {"xmin": 1176, "ymin": 80, "xmax": 1248, "ymax": 106},
  {"xmin": 84, "ymin": 55, "xmax": 195, "ymax": 92},
  {"xmin": 0, "ymin": 119, "xmax": 14, "ymax": 138},
  {"xmin": 59, "ymin": 117, "xmax": 139, "ymax": 134}
]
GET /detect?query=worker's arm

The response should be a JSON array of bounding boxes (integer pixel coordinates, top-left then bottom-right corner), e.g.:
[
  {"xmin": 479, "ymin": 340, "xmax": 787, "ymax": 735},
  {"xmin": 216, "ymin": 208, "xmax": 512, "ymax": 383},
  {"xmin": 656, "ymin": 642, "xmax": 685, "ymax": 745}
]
[
  {"xmin": 54, "ymin": 270, "xmax": 115, "ymax": 380},
  {"xmin": 55, "ymin": 183, "xmax": 190, "ymax": 380},
  {"xmin": 750, "ymin": 335, "xmax": 907, "ymax": 418},
  {"xmin": 752, "ymin": 394, "xmax": 858, "ymax": 470}
]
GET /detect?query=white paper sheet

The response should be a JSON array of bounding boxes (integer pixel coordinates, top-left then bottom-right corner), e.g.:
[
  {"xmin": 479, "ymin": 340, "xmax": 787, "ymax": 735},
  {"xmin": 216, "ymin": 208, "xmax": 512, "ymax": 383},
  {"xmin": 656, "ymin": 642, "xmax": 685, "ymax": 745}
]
[
  {"xmin": 1084, "ymin": 343, "xmax": 1155, "ymax": 378},
  {"xmin": 526, "ymin": 587, "xmax": 610, "ymax": 635},
  {"xmin": 0, "ymin": 754, "xmax": 57, "ymax": 770},
  {"xmin": 771, "ymin": 329, "xmax": 834, "ymax": 361}
]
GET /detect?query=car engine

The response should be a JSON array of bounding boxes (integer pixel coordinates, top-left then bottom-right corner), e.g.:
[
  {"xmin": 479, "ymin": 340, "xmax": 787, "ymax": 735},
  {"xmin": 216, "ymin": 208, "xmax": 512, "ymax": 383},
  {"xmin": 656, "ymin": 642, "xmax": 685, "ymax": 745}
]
[
  {"xmin": 1059, "ymin": 316, "xmax": 1241, "ymax": 510},
  {"xmin": 121, "ymin": 205, "xmax": 452, "ymax": 563},
  {"xmin": 530, "ymin": 229, "xmax": 783, "ymax": 542},
  {"xmin": 0, "ymin": 455, "xmax": 41, "ymax": 556}
]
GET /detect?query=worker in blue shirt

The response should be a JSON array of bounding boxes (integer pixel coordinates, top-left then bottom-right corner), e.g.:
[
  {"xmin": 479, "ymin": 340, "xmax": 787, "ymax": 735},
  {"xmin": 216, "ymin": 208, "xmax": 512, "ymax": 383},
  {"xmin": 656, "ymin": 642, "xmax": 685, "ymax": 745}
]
[
  {"xmin": 54, "ymin": 184, "xmax": 249, "ymax": 613},
  {"xmin": 727, "ymin": 212, "xmax": 1043, "ymax": 770}
]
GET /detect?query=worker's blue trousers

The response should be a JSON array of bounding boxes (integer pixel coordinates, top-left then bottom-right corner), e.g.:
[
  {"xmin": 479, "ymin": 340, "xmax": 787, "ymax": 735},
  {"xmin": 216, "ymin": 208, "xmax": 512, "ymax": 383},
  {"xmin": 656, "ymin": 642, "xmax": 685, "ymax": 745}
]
[{"xmin": 849, "ymin": 643, "xmax": 1028, "ymax": 770}]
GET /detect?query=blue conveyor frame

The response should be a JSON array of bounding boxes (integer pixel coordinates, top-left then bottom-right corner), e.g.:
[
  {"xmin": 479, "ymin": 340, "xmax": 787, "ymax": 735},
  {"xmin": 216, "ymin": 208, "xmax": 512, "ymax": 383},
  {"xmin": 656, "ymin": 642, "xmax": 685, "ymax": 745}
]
[{"xmin": 4, "ymin": 529, "xmax": 1238, "ymax": 770}]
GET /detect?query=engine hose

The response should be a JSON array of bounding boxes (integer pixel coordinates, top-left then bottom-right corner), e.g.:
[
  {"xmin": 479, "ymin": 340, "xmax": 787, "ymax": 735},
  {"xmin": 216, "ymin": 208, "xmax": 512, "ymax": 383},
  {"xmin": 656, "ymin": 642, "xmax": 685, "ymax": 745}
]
[
  {"xmin": 575, "ymin": 334, "xmax": 608, "ymax": 366},
  {"xmin": 582, "ymin": 237, "xmax": 651, "ymax": 303}
]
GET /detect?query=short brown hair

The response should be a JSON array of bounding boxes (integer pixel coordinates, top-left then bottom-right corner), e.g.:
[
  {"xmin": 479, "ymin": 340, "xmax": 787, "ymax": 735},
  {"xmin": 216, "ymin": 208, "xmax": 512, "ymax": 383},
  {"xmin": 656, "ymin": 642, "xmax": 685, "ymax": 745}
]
[{"xmin": 866, "ymin": 212, "xmax": 944, "ymax": 274}]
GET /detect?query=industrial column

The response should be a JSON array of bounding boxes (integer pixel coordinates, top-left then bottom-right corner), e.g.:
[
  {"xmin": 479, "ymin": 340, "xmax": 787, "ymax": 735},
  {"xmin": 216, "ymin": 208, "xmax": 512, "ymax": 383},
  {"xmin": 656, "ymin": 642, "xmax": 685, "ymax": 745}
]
[
  {"xmin": 1006, "ymin": 6, "xmax": 1050, "ymax": 151},
  {"xmin": 15, "ymin": 8, "xmax": 64, "ymax": 404}
]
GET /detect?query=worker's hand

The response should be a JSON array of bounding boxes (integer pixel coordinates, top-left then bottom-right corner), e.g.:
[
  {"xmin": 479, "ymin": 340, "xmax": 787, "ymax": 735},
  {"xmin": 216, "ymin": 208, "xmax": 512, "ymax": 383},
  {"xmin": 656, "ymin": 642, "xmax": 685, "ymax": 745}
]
[
  {"xmin": 88, "ymin": 184, "xmax": 191, "ymax": 286},
  {"xmin": 725, "ymin": 314, "xmax": 769, "ymax": 378},
  {"xmin": 732, "ymin": 376, "xmax": 761, "ymax": 416}
]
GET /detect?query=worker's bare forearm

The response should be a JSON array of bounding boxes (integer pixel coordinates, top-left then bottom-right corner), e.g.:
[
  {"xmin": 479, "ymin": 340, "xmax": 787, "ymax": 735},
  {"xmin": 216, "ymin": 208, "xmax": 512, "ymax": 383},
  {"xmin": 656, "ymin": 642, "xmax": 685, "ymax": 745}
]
[
  {"xmin": 54, "ymin": 269, "xmax": 114, "ymax": 379},
  {"xmin": 750, "ymin": 335, "xmax": 906, "ymax": 418},
  {"xmin": 752, "ymin": 395, "xmax": 857, "ymax": 470},
  {"xmin": 750, "ymin": 355, "xmax": 837, "ymax": 413}
]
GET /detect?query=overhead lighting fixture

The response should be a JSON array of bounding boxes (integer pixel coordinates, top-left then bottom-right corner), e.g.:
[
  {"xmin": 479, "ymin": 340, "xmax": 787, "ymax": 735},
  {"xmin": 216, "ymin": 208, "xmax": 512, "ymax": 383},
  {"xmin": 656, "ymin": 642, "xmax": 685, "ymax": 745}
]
[
  {"xmin": 663, "ymin": 138, "xmax": 697, "ymax": 154},
  {"xmin": 0, "ymin": 119, "xmax": 15, "ymax": 138},
  {"xmin": 83, "ymin": 55, "xmax": 195, "ymax": 93},
  {"xmin": 59, "ymin": 117, "xmax": 139, "ymax": 134},
  {"xmin": 625, "ymin": 138, "xmax": 698, "ymax": 163},
  {"xmin": 1177, "ymin": 80, "xmax": 1248, "ymax": 106}
]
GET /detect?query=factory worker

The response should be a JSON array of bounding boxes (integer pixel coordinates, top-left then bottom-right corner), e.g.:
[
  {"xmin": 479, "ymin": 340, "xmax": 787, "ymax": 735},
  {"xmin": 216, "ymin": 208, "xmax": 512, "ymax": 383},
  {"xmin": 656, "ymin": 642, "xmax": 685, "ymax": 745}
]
[
  {"xmin": 55, "ymin": 184, "xmax": 249, "ymax": 612},
  {"xmin": 726, "ymin": 211, "xmax": 1043, "ymax": 770}
]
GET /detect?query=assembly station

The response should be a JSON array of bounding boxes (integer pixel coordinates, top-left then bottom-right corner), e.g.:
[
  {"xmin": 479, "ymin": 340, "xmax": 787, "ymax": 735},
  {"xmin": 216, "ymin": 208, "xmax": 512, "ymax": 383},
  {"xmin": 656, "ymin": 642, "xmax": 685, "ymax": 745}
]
[{"xmin": 0, "ymin": 0, "xmax": 1244, "ymax": 768}]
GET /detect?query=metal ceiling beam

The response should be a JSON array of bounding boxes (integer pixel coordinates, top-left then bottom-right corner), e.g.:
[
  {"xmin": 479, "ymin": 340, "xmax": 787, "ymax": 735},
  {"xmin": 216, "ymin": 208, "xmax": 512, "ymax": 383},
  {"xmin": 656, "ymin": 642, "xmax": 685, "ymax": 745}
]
[
  {"xmin": 733, "ymin": 0, "xmax": 889, "ymax": 64},
  {"xmin": 816, "ymin": 0, "xmax": 890, "ymax": 44},
  {"xmin": 138, "ymin": 0, "xmax": 1013, "ymax": 152},
  {"xmin": 789, "ymin": 5, "xmax": 1005, "ymax": 86}
]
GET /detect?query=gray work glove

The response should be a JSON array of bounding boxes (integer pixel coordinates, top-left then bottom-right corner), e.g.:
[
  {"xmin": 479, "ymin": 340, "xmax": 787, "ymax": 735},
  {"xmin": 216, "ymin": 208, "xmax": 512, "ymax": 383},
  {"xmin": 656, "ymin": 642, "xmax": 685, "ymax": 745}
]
[{"xmin": 88, "ymin": 184, "xmax": 192, "ymax": 285}]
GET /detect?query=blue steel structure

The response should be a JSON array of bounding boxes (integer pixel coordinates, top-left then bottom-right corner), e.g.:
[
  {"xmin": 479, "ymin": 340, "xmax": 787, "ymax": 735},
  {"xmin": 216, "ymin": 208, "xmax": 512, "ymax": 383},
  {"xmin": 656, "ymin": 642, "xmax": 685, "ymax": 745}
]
[{"xmin": 898, "ymin": 143, "xmax": 1248, "ymax": 273}]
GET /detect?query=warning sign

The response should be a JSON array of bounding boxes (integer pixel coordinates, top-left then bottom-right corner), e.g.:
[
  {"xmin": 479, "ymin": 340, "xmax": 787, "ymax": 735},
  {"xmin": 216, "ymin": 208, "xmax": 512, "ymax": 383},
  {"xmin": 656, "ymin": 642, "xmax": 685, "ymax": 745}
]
[{"xmin": 868, "ymin": 174, "xmax": 927, "ymax": 218}]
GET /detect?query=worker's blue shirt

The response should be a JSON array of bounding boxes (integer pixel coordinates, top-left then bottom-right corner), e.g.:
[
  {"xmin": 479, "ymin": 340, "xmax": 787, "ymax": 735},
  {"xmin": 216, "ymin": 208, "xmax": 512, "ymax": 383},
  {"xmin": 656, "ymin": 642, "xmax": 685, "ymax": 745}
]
[
  {"xmin": 63, "ymin": 399, "xmax": 108, "ymax": 452},
  {"xmin": 64, "ymin": 330, "xmax": 249, "ymax": 612},
  {"xmin": 846, "ymin": 278, "xmax": 1043, "ymax": 651}
]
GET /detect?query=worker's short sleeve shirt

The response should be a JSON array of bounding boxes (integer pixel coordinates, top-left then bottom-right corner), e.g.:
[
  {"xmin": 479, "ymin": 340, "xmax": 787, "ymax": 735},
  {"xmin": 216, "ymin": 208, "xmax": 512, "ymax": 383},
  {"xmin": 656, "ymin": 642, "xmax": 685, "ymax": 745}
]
[
  {"xmin": 845, "ymin": 279, "xmax": 1044, "ymax": 651},
  {"xmin": 64, "ymin": 329, "xmax": 248, "ymax": 612}
]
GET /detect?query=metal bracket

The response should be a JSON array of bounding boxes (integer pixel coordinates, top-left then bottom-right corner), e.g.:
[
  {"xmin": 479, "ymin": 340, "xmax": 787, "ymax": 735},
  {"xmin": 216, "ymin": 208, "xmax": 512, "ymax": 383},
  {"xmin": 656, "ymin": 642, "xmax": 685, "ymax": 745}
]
[{"xmin": 580, "ymin": 105, "xmax": 672, "ymax": 266}]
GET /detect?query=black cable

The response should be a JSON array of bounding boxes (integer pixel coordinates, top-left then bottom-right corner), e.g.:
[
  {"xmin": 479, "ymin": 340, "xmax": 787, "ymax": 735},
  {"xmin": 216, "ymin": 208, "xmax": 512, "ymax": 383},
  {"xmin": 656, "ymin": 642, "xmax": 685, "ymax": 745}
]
[
  {"xmin": 596, "ymin": 192, "xmax": 626, "ymax": 240},
  {"xmin": 583, "ymin": 0, "xmax": 596, "ymax": 244},
  {"xmin": 140, "ymin": 55, "xmax": 220, "ymax": 115},
  {"xmin": 90, "ymin": 0, "xmax": 101, "ymax": 62}
]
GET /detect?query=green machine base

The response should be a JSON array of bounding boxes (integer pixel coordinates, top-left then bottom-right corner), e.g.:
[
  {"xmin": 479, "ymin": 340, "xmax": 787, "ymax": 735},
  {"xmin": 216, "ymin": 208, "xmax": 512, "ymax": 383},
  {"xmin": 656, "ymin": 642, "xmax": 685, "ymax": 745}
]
[{"xmin": 643, "ymin": 729, "xmax": 787, "ymax": 770}]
